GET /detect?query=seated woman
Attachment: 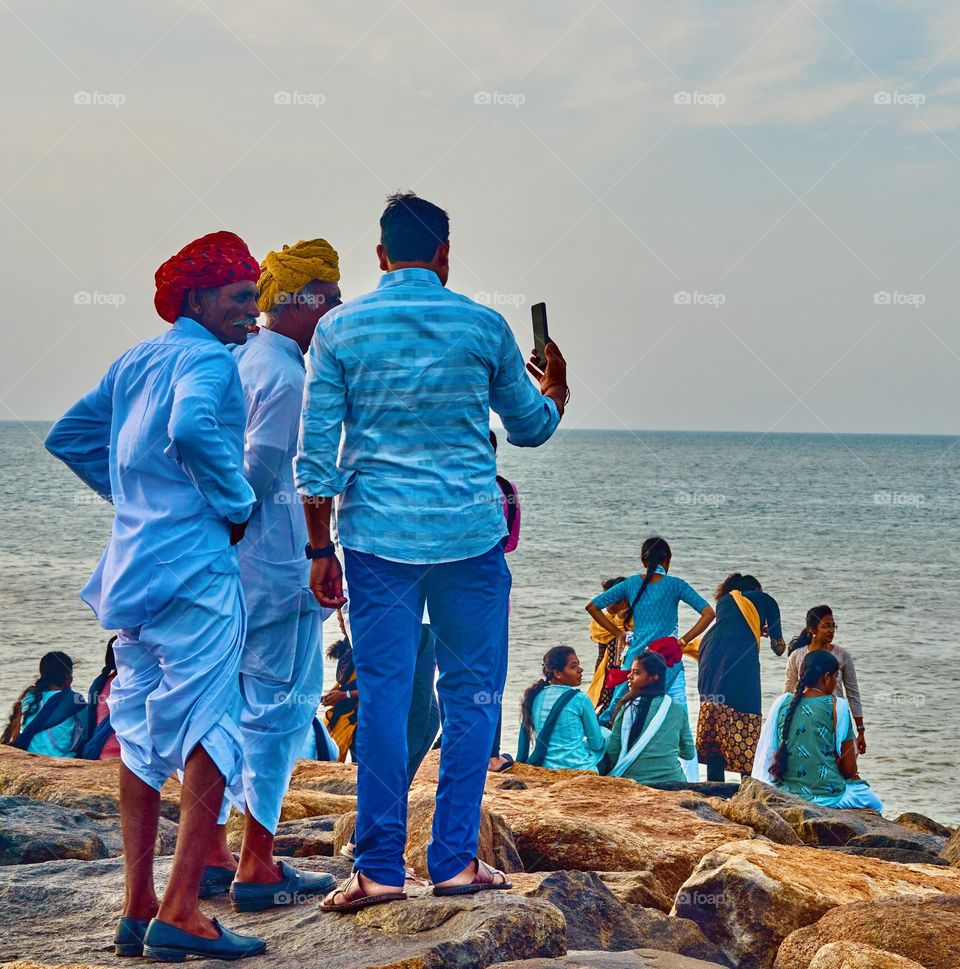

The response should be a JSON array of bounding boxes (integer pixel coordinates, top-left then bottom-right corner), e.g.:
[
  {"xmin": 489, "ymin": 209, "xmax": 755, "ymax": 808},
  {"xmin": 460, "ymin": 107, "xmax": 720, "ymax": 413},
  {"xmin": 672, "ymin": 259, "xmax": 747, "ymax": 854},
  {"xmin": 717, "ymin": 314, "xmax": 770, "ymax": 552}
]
[
  {"xmin": 518, "ymin": 646, "xmax": 609, "ymax": 771},
  {"xmin": 696, "ymin": 573, "xmax": 786, "ymax": 781},
  {"xmin": 82, "ymin": 637, "xmax": 121, "ymax": 760},
  {"xmin": 2, "ymin": 652, "xmax": 87, "ymax": 757},
  {"xmin": 784, "ymin": 605, "xmax": 866, "ymax": 753},
  {"xmin": 603, "ymin": 650, "xmax": 696, "ymax": 784},
  {"xmin": 754, "ymin": 649, "xmax": 882, "ymax": 811}
]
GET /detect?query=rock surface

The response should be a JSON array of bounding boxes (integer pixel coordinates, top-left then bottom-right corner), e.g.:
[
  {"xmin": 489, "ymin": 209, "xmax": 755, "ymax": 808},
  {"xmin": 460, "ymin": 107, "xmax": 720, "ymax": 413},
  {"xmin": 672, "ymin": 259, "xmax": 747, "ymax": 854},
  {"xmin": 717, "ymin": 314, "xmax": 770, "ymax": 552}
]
[
  {"xmin": 707, "ymin": 796, "xmax": 803, "ymax": 846},
  {"xmin": 941, "ymin": 827, "xmax": 960, "ymax": 867},
  {"xmin": 489, "ymin": 950, "xmax": 730, "ymax": 967},
  {"xmin": 0, "ymin": 856, "xmax": 566, "ymax": 969},
  {"xmin": 806, "ymin": 942, "xmax": 927, "ymax": 968},
  {"xmin": 892, "ymin": 812, "xmax": 954, "ymax": 839},
  {"xmin": 773, "ymin": 895, "xmax": 960, "ymax": 969},
  {"xmin": 673, "ymin": 839, "xmax": 960, "ymax": 969}
]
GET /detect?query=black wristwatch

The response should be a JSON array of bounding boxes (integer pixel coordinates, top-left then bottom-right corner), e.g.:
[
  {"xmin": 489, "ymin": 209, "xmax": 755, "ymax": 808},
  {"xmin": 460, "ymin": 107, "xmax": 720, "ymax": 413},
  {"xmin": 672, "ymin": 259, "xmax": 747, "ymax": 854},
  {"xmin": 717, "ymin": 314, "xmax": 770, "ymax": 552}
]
[{"xmin": 305, "ymin": 542, "xmax": 336, "ymax": 560}]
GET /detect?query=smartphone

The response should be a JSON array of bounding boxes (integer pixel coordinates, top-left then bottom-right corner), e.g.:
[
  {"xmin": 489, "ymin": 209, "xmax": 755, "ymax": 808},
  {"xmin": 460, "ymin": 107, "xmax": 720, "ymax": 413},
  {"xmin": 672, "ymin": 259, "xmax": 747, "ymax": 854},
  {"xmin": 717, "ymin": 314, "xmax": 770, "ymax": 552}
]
[{"xmin": 531, "ymin": 302, "xmax": 549, "ymax": 370}]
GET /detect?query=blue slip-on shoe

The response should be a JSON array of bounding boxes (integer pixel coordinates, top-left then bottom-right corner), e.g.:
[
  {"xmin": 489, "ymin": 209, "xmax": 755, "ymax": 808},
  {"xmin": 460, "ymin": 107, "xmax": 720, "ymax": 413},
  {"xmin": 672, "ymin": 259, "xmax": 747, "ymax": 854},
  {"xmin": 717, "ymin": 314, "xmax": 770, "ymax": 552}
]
[
  {"xmin": 198, "ymin": 864, "xmax": 236, "ymax": 899},
  {"xmin": 230, "ymin": 860, "xmax": 337, "ymax": 913},
  {"xmin": 141, "ymin": 917, "xmax": 266, "ymax": 962},
  {"xmin": 114, "ymin": 916, "xmax": 151, "ymax": 957}
]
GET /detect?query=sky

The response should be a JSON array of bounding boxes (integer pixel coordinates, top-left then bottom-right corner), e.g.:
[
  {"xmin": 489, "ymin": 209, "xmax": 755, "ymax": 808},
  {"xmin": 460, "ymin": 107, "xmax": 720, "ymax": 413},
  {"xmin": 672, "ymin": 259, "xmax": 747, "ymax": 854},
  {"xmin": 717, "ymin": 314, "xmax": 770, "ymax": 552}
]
[{"xmin": 1, "ymin": 0, "xmax": 959, "ymax": 434}]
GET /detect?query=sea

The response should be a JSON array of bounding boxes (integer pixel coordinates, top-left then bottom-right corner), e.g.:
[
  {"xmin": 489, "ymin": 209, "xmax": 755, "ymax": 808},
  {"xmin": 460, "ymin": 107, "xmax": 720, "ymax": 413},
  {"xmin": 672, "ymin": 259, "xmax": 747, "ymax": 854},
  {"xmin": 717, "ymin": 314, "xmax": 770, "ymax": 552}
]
[{"xmin": 1, "ymin": 423, "xmax": 957, "ymax": 825}]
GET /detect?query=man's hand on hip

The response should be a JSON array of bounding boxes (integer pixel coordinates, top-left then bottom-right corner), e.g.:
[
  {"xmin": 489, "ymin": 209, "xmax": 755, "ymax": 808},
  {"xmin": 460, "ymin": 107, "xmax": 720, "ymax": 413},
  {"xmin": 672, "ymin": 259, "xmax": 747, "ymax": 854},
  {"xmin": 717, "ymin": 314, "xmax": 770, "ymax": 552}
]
[{"xmin": 310, "ymin": 556, "xmax": 347, "ymax": 608}]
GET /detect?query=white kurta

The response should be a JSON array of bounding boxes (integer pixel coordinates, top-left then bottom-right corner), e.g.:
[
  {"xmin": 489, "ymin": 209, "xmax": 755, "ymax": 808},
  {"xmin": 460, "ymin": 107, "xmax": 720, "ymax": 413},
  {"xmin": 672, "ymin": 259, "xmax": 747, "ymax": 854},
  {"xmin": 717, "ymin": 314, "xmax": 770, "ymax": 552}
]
[{"xmin": 233, "ymin": 328, "xmax": 331, "ymax": 833}]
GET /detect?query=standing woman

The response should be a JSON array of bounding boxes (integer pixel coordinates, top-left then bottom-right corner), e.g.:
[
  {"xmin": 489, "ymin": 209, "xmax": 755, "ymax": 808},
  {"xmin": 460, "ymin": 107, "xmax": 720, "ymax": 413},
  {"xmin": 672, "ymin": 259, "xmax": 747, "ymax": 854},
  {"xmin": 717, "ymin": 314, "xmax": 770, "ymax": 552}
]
[
  {"xmin": 517, "ymin": 646, "xmax": 609, "ymax": 771},
  {"xmin": 696, "ymin": 574, "xmax": 786, "ymax": 781},
  {"xmin": 784, "ymin": 606, "xmax": 865, "ymax": 753},
  {"xmin": 586, "ymin": 537, "xmax": 714, "ymax": 778},
  {"xmin": 754, "ymin": 650, "xmax": 881, "ymax": 811}
]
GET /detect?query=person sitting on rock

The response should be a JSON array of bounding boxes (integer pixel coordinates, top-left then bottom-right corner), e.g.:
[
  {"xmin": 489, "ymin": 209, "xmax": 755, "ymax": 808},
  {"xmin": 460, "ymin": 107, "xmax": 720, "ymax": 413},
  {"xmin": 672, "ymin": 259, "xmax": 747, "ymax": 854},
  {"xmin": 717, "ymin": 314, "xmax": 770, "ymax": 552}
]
[
  {"xmin": 753, "ymin": 649, "xmax": 882, "ymax": 811},
  {"xmin": 602, "ymin": 650, "xmax": 695, "ymax": 783},
  {"xmin": 2, "ymin": 651, "xmax": 87, "ymax": 757},
  {"xmin": 81, "ymin": 636, "xmax": 121, "ymax": 760},
  {"xmin": 517, "ymin": 646, "xmax": 609, "ymax": 771}
]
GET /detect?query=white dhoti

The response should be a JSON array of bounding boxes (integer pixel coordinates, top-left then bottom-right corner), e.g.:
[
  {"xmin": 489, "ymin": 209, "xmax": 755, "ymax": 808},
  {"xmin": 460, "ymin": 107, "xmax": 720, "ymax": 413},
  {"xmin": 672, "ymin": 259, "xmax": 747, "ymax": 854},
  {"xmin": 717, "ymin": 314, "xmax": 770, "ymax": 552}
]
[
  {"xmin": 239, "ymin": 588, "xmax": 326, "ymax": 834},
  {"xmin": 109, "ymin": 559, "xmax": 247, "ymax": 823}
]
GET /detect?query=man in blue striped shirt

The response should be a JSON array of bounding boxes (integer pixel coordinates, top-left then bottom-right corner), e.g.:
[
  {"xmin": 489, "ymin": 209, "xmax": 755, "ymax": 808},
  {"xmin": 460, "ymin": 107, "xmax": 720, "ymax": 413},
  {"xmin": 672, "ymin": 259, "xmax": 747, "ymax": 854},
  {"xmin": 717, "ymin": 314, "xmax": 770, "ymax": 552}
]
[{"xmin": 296, "ymin": 192, "xmax": 567, "ymax": 909}]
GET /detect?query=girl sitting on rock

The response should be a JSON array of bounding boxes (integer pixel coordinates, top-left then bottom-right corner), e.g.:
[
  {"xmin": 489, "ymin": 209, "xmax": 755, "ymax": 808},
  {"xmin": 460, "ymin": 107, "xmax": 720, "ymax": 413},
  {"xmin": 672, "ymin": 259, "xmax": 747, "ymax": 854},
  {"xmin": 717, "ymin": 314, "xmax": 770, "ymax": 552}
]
[
  {"xmin": 754, "ymin": 649, "xmax": 881, "ymax": 811},
  {"xmin": 517, "ymin": 646, "xmax": 609, "ymax": 771},
  {"xmin": 602, "ymin": 650, "xmax": 695, "ymax": 784}
]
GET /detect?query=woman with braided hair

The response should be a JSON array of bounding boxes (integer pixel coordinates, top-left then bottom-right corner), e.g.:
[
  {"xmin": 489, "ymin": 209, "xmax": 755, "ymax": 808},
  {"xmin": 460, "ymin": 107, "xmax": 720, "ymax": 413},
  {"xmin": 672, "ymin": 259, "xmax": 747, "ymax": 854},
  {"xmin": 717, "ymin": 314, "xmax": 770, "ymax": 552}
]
[
  {"xmin": 753, "ymin": 649, "xmax": 882, "ymax": 811},
  {"xmin": 517, "ymin": 646, "xmax": 609, "ymax": 771}
]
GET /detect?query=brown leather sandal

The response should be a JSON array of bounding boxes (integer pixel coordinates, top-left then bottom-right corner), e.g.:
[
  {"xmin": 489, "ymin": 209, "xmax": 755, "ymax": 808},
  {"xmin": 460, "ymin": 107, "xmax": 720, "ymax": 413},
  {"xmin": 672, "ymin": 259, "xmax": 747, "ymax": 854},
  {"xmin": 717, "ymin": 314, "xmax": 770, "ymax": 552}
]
[
  {"xmin": 432, "ymin": 858, "xmax": 513, "ymax": 896},
  {"xmin": 320, "ymin": 872, "xmax": 407, "ymax": 913}
]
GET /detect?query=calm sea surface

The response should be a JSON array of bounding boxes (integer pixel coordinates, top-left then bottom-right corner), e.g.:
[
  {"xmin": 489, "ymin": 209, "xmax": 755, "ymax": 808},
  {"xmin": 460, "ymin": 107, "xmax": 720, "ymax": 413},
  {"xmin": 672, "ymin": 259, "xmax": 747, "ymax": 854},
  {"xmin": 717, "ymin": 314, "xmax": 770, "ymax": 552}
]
[{"xmin": 1, "ymin": 423, "xmax": 957, "ymax": 824}]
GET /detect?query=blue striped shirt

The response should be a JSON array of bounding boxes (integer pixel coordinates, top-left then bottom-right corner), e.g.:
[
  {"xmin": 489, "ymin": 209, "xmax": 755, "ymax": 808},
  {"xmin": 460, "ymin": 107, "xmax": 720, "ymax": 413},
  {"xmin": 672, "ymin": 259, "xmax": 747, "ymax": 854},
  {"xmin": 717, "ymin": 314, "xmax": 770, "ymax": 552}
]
[{"xmin": 295, "ymin": 268, "xmax": 560, "ymax": 564}]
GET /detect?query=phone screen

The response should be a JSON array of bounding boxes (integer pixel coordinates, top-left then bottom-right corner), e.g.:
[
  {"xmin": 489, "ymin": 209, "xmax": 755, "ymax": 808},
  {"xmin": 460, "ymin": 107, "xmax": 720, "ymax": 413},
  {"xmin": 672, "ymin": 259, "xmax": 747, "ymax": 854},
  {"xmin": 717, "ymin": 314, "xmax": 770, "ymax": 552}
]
[{"xmin": 532, "ymin": 302, "xmax": 549, "ymax": 370}]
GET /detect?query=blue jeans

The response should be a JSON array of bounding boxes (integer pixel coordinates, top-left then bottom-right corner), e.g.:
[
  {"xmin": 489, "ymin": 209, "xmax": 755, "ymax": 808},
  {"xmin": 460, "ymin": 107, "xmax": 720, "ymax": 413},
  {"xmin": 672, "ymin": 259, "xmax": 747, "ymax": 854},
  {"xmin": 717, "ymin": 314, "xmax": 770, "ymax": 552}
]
[{"xmin": 344, "ymin": 543, "xmax": 511, "ymax": 886}]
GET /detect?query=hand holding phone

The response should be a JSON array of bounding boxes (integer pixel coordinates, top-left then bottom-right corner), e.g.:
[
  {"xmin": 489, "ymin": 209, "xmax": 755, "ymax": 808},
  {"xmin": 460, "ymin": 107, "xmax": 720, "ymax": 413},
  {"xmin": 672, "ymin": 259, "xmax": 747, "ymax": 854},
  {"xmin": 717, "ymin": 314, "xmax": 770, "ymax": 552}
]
[{"xmin": 531, "ymin": 302, "xmax": 549, "ymax": 370}]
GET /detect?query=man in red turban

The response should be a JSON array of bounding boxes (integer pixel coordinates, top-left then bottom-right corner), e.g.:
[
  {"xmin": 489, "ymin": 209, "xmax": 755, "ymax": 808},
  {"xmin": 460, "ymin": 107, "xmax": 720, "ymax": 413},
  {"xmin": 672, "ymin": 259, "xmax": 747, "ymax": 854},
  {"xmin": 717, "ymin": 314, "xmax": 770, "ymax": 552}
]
[
  {"xmin": 45, "ymin": 231, "xmax": 267, "ymax": 960},
  {"xmin": 154, "ymin": 230, "xmax": 262, "ymax": 341}
]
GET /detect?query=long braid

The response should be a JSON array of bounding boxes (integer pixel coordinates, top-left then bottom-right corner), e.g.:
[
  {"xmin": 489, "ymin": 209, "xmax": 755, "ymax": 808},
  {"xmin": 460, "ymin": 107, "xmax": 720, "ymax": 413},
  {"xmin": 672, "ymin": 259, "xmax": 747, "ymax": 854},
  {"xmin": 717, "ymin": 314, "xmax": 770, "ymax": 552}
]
[
  {"xmin": 1, "ymin": 677, "xmax": 45, "ymax": 745},
  {"xmin": 521, "ymin": 645, "xmax": 574, "ymax": 740},
  {"xmin": 624, "ymin": 537, "xmax": 671, "ymax": 628},
  {"xmin": 770, "ymin": 648, "xmax": 840, "ymax": 782}
]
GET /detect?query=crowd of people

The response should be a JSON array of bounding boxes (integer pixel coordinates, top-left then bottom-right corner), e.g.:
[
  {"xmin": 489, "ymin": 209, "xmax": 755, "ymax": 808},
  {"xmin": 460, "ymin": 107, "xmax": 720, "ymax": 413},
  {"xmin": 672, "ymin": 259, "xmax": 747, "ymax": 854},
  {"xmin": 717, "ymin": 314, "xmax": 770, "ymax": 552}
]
[
  {"xmin": 515, "ymin": 539, "xmax": 878, "ymax": 811},
  {"xmin": 0, "ymin": 190, "xmax": 880, "ymax": 962}
]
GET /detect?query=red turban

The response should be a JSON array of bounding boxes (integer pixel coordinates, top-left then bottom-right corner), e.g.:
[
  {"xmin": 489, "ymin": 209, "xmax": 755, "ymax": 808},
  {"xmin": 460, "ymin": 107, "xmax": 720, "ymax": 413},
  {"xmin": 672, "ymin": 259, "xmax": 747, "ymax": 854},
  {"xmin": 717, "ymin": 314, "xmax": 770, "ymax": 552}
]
[
  {"xmin": 154, "ymin": 231, "xmax": 260, "ymax": 324},
  {"xmin": 647, "ymin": 636, "xmax": 683, "ymax": 668}
]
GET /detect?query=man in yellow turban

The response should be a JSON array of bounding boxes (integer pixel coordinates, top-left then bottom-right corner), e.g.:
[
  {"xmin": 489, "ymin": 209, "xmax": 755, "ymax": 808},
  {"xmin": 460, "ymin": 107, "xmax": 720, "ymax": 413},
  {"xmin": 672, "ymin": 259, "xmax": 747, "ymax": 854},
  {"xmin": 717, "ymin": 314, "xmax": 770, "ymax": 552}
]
[{"xmin": 204, "ymin": 239, "xmax": 343, "ymax": 914}]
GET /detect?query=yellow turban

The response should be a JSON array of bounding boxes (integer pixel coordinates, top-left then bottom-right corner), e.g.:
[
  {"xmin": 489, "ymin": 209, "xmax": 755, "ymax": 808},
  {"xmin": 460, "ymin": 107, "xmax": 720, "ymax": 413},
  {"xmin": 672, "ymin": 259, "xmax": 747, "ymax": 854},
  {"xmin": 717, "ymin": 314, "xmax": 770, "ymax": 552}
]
[{"xmin": 257, "ymin": 238, "xmax": 340, "ymax": 312}]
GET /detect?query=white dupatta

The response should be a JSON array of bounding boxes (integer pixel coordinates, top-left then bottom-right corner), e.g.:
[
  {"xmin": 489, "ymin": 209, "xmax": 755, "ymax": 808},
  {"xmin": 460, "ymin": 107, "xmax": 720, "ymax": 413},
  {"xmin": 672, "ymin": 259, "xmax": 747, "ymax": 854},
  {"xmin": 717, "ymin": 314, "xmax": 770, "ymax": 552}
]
[
  {"xmin": 752, "ymin": 692, "xmax": 856, "ymax": 785},
  {"xmin": 610, "ymin": 695, "xmax": 672, "ymax": 778}
]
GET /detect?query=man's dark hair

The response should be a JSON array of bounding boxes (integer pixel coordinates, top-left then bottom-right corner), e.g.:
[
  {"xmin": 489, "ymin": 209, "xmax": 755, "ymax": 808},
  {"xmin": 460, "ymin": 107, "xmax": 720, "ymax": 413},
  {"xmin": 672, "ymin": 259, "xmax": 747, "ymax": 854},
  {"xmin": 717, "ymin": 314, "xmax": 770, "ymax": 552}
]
[{"xmin": 380, "ymin": 192, "xmax": 449, "ymax": 262}]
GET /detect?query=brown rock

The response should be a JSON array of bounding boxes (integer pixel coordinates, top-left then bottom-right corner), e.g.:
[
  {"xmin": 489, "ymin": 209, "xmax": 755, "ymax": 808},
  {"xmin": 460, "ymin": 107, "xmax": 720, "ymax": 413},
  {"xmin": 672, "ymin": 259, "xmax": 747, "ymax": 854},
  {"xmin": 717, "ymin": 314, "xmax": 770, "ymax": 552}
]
[
  {"xmin": 0, "ymin": 855, "xmax": 565, "ymax": 969},
  {"xmin": 707, "ymin": 796, "xmax": 803, "ymax": 846},
  {"xmin": 941, "ymin": 828, "xmax": 960, "ymax": 867},
  {"xmin": 774, "ymin": 895, "xmax": 960, "ymax": 969},
  {"xmin": 806, "ymin": 942, "xmax": 927, "ymax": 968},
  {"xmin": 403, "ymin": 787, "xmax": 524, "ymax": 877},
  {"xmin": 278, "ymin": 788, "xmax": 356, "ymax": 821},
  {"xmin": 893, "ymin": 812, "xmax": 954, "ymax": 839},
  {"xmin": 489, "ymin": 950, "xmax": 730, "ymax": 967},
  {"xmin": 672, "ymin": 840, "xmax": 960, "ymax": 969}
]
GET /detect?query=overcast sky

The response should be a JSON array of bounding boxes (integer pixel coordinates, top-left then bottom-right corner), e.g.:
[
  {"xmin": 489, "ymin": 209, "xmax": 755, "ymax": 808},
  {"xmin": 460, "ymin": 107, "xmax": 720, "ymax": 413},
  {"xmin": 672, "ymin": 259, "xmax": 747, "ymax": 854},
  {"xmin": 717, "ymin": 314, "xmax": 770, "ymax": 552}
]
[{"xmin": 2, "ymin": 0, "xmax": 959, "ymax": 434}]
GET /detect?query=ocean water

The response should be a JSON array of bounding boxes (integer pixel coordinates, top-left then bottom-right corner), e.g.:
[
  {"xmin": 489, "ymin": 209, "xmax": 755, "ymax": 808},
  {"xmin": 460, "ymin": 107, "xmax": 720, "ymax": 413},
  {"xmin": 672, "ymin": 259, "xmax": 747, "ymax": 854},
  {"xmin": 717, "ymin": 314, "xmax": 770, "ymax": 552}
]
[{"xmin": 1, "ymin": 422, "xmax": 957, "ymax": 825}]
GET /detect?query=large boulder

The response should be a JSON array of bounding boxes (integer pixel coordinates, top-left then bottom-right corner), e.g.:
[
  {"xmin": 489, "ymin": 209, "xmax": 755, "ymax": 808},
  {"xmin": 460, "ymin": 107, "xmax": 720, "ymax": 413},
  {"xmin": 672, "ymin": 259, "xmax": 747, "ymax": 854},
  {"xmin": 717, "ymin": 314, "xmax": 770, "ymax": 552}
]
[
  {"xmin": 0, "ymin": 795, "xmax": 176, "ymax": 864},
  {"xmin": 490, "ymin": 951, "xmax": 731, "ymax": 967},
  {"xmin": 731, "ymin": 779, "xmax": 946, "ymax": 855},
  {"xmin": 0, "ymin": 855, "xmax": 566, "ymax": 969},
  {"xmin": 941, "ymin": 828, "xmax": 960, "ymax": 867},
  {"xmin": 672, "ymin": 840, "xmax": 960, "ymax": 969},
  {"xmin": 892, "ymin": 813, "xmax": 954, "ymax": 839},
  {"xmin": 774, "ymin": 895, "xmax": 960, "ymax": 969},
  {"xmin": 806, "ymin": 942, "xmax": 926, "ymax": 968},
  {"xmin": 706, "ymin": 797, "xmax": 803, "ymax": 846}
]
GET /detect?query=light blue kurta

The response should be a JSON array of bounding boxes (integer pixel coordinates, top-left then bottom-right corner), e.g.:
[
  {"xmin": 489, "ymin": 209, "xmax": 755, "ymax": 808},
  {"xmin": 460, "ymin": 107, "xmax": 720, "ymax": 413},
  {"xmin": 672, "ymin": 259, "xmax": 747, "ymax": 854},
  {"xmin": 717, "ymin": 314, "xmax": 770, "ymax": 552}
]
[
  {"xmin": 295, "ymin": 268, "xmax": 560, "ymax": 564},
  {"xmin": 232, "ymin": 328, "xmax": 331, "ymax": 833},
  {"xmin": 45, "ymin": 315, "xmax": 255, "ymax": 629},
  {"xmin": 529, "ymin": 685, "xmax": 609, "ymax": 772}
]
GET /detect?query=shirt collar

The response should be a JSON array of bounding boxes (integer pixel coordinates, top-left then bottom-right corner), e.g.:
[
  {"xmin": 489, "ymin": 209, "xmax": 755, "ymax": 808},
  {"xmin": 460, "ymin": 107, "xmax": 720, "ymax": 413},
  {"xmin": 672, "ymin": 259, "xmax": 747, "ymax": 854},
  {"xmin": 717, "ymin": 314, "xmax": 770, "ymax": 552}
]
[
  {"xmin": 253, "ymin": 326, "xmax": 304, "ymax": 366},
  {"xmin": 377, "ymin": 267, "xmax": 443, "ymax": 289},
  {"xmin": 172, "ymin": 316, "xmax": 223, "ymax": 344}
]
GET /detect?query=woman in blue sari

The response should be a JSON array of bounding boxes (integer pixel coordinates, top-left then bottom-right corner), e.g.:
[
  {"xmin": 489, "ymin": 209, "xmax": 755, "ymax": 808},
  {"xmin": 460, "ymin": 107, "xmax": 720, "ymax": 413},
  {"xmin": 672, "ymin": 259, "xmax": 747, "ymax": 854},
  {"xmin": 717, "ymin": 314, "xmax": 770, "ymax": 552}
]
[{"xmin": 696, "ymin": 574, "xmax": 785, "ymax": 780}]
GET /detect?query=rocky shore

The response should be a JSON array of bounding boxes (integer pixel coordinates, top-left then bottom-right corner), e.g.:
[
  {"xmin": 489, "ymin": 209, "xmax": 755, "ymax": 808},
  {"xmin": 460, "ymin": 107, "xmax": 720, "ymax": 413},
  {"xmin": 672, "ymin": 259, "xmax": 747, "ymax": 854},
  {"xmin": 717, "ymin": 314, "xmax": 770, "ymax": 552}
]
[{"xmin": 0, "ymin": 747, "xmax": 957, "ymax": 969}]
